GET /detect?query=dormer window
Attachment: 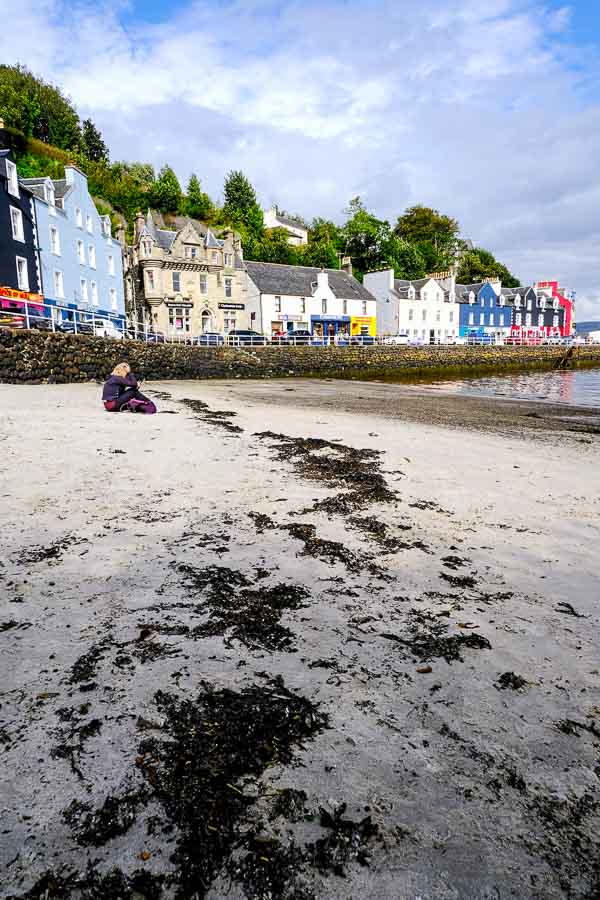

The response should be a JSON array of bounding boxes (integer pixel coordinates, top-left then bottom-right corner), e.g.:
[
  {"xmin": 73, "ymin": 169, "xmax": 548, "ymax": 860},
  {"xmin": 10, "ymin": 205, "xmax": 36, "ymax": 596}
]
[
  {"xmin": 449, "ymin": 292, "xmax": 455, "ymax": 302},
  {"xmin": 45, "ymin": 183, "xmax": 55, "ymax": 207},
  {"xmin": 540, "ymin": 298, "xmax": 546, "ymax": 310},
  {"xmin": 553, "ymin": 298, "xmax": 559, "ymax": 310},
  {"xmin": 142, "ymin": 240, "xmax": 152, "ymax": 257},
  {"xmin": 185, "ymin": 246, "xmax": 198, "ymax": 260},
  {"xmin": 514, "ymin": 294, "xmax": 521, "ymax": 308},
  {"xmin": 500, "ymin": 295, "xmax": 505, "ymax": 306},
  {"xmin": 408, "ymin": 288, "xmax": 415, "ymax": 300},
  {"xmin": 6, "ymin": 160, "xmax": 19, "ymax": 197},
  {"xmin": 469, "ymin": 292, "xmax": 475, "ymax": 304}
]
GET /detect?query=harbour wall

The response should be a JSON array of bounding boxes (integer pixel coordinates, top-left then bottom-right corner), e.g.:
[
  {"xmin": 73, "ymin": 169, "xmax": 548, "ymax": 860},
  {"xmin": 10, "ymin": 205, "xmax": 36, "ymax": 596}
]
[{"xmin": 2, "ymin": 329, "xmax": 600, "ymax": 384}]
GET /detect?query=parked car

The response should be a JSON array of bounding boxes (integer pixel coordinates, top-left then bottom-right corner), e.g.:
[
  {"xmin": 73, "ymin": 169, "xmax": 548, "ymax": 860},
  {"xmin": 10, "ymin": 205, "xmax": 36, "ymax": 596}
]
[
  {"xmin": 195, "ymin": 332, "xmax": 224, "ymax": 346},
  {"xmin": 29, "ymin": 316, "xmax": 53, "ymax": 331},
  {"xmin": 383, "ymin": 333, "xmax": 410, "ymax": 345},
  {"xmin": 226, "ymin": 330, "xmax": 269, "ymax": 346},
  {"xmin": 349, "ymin": 334, "xmax": 376, "ymax": 345},
  {"xmin": 92, "ymin": 319, "xmax": 123, "ymax": 339},
  {"xmin": 276, "ymin": 330, "xmax": 313, "ymax": 345},
  {"xmin": 144, "ymin": 331, "xmax": 166, "ymax": 343},
  {"xmin": 56, "ymin": 320, "xmax": 94, "ymax": 335},
  {"xmin": 444, "ymin": 335, "xmax": 467, "ymax": 345}
]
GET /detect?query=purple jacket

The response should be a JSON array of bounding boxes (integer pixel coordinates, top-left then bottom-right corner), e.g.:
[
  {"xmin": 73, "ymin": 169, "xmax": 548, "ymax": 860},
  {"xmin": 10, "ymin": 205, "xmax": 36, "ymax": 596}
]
[{"xmin": 102, "ymin": 373, "xmax": 137, "ymax": 402}]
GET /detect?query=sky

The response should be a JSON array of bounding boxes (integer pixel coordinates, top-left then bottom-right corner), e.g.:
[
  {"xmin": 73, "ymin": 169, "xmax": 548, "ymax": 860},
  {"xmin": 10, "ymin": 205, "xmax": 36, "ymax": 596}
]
[{"xmin": 3, "ymin": 0, "xmax": 600, "ymax": 319}]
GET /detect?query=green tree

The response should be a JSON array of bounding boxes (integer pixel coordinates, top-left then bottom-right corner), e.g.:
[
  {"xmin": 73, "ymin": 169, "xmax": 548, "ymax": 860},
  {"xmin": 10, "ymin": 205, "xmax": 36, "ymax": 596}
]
[
  {"xmin": 394, "ymin": 204, "xmax": 459, "ymax": 247},
  {"xmin": 341, "ymin": 197, "xmax": 391, "ymax": 278},
  {"xmin": 382, "ymin": 236, "xmax": 427, "ymax": 280},
  {"xmin": 223, "ymin": 170, "xmax": 264, "ymax": 236},
  {"xmin": 81, "ymin": 118, "xmax": 109, "ymax": 163},
  {"xmin": 299, "ymin": 218, "xmax": 343, "ymax": 269},
  {"xmin": 185, "ymin": 173, "xmax": 214, "ymax": 221},
  {"xmin": 0, "ymin": 64, "xmax": 81, "ymax": 150},
  {"xmin": 457, "ymin": 247, "xmax": 519, "ymax": 287},
  {"xmin": 257, "ymin": 228, "xmax": 300, "ymax": 265},
  {"xmin": 151, "ymin": 165, "xmax": 183, "ymax": 213}
]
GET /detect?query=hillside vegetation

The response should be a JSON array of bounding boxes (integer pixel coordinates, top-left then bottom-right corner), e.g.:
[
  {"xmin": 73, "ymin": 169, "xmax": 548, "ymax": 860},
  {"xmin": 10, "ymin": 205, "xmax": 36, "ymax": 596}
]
[{"xmin": 0, "ymin": 64, "xmax": 519, "ymax": 286}]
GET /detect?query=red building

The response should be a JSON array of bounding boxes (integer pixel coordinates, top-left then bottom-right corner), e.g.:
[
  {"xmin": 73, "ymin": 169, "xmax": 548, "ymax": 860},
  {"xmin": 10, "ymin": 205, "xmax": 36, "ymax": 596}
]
[{"xmin": 535, "ymin": 280, "xmax": 574, "ymax": 337}]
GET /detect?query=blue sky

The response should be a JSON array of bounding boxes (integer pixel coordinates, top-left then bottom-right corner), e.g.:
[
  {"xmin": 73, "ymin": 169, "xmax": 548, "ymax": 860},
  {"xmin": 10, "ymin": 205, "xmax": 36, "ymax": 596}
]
[{"xmin": 3, "ymin": 0, "xmax": 600, "ymax": 318}]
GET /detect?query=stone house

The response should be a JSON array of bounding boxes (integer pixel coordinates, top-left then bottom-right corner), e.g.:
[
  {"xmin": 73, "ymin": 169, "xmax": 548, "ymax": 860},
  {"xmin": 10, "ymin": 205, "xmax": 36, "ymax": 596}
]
[
  {"xmin": 21, "ymin": 165, "xmax": 124, "ymax": 324},
  {"xmin": 127, "ymin": 211, "xmax": 249, "ymax": 338},
  {"xmin": 364, "ymin": 268, "xmax": 460, "ymax": 342},
  {"xmin": 263, "ymin": 207, "xmax": 308, "ymax": 246},
  {"xmin": 245, "ymin": 260, "xmax": 376, "ymax": 339}
]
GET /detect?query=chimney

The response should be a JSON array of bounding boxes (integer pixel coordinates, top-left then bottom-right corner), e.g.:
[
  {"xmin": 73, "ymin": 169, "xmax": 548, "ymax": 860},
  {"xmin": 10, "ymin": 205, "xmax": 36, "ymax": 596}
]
[
  {"xmin": 341, "ymin": 256, "xmax": 353, "ymax": 276},
  {"xmin": 317, "ymin": 269, "xmax": 329, "ymax": 292},
  {"xmin": 116, "ymin": 223, "xmax": 126, "ymax": 246}
]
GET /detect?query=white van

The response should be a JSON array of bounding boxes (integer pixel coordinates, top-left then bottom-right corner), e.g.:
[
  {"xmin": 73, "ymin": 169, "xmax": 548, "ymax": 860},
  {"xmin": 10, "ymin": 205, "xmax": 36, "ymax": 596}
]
[{"xmin": 93, "ymin": 319, "xmax": 124, "ymax": 340}]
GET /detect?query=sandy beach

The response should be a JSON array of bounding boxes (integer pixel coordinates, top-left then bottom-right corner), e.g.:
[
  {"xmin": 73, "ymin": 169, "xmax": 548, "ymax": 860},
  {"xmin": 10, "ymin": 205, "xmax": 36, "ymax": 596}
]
[{"xmin": 1, "ymin": 379, "xmax": 599, "ymax": 900}]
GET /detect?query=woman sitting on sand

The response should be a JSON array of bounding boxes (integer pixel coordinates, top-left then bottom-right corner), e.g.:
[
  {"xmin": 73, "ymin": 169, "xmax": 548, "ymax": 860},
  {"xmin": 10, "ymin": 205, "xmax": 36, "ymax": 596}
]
[{"xmin": 102, "ymin": 362, "xmax": 156, "ymax": 413}]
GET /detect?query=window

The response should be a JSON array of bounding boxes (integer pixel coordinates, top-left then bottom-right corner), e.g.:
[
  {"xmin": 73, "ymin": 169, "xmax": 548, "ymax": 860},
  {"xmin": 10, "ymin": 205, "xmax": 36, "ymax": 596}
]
[
  {"xmin": 53, "ymin": 270, "xmax": 64, "ymax": 298},
  {"xmin": 479, "ymin": 313, "xmax": 485, "ymax": 325},
  {"xmin": 108, "ymin": 254, "xmax": 115, "ymax": 276},
  {"xmin": 75, "ymin": 207, "xmax": 82, "ymax": 227},
  {"xmin": 224, "ymin": 316, "xmax": 236, "ymax": 334},
  {"xmin": 224, "ymin": 277, "xmax": 233, "ymax": 298},
  {"xmin": 413, "ymin": 329, "xmax": 418, "ymax": 337},
  {"xmin": 526, "ymin": 298, "xmax": 532, "ymax": 310},
  {"xmin": 553, "ymin": 314, "xmax": 559, "ymax": 327},
  {"xmin": 514, "ymin": 295, "xmax": 521, "ymax": 308},
  {"xmin": 343, "ymin": 300, "xmax": 348, "ymax": 315},
  {"xmin": 468, "ymin": 312, "xmax": 474, "ymax": 325},
  {"xmin": 500, "ymin": 295, "xmax": 505, "ymax": 306},
  {"xmin": 88, "ymin": 245, "xmax": 96, "ymax": 269},
  {"xmin": 322, "ymin": 299, "xmax": 327, "ymax": 315},
  {"xmin": 185, "ymin": 245, "xmax": 197, "ymax": 259},
  {"xmin": 275, "ymin": 296, "xmax": 282, "ymax": 313},
  {"xmin": 169, "ymin": 306, "xmax": 190, "ymax": 332},
  {"xmin": 515, "ymin": 312, "xmax": 522, "ymax": 326},
  {"xmin": 201, "ymin": 311, "xmax": 212, "ymax": 333},
  {"xmin": 300, "ymin": 297, "xmax": 306, "ymax": 313},
  {"xmin": 86, "ymin": 214, "xmax": 93, "ymax": 233},
  {"xmin": 16, "ymin": 257, "xmax": 29, "ymax": 291},
  {"xmin": 80, "ymin": 278, "xmax": 88, "ymax": 302},
  {"xmin": 146, "ymin": 270, "xmax": 155, "ymax": 290},
  {"xmin": 501, "ymin": 313, "xmax": 506, "ymax": 326},
  {"xmin": 173, "ymin": 271, "xmax": 181, "ymax": 292},
  {"xmin": 10, "ymin": 207, "xmax": 24, "ymax": 242},
  {"xmin": 50, "ymin": 225, "xmax": 61, "ymax": 256},
  {"xmin": 408, "ymin": 308, "xmax": 414, "ymax": 321},
  {"xmin": 362, "ymin": 300, "xmax": 367, "ymax": 315},
  {"xmin": 538, "ymin": 314, "xmax": 544, "ymax": 327},
  {"xmin": 224, "ymin": 252, "xmax": 233, "ymax": 267},
  {"xmin": 469, "ymin": 292, "xmax": 475, "ymax": 304},
  {"xmin": 6, "ymin": 160, "xmax": 19, "ymax": 197},
  {"xmin": 91, "ymin": 281, "xmax": 98, "ymax": 305},
  {"xmin": 143, "ymin": 240, "xmax": 152, "ymax": 256},
  {"xmin": 110, "ymin": 288, "xmax": 117, "ymax": 311},
  {"xmin": 489, "ymin": 313, "xmax": 494, "ymax": 325},
  {"xmin": 526, "ymin": 313, "xmax": 532, "ymax": 327},
  {"xmin": 211, "ymin": 251, "xmax": 218, "ymax": 262},
  {"xmin": 540, "ymin": 298, "xmax": 546, "ymax": 310},
  {"xmin": 77, "ymin": 240, "xmax": 85, "ymax": 264},
  {"xmin": 422, "ymin": 309, "xmax": 427, "ymax": 321},
  {"xmin": 436, "ymin": 309, "xmax": 441, "ymax": 322},
  {"xmin": 449, "ymin": 310, "xmax": 454, "ymax": 323},
  {"xmin": 490, "ymin": 296, "xmax": 494, "ymax": 307},
  {"xmin": 45, "ymin": 183, "xmax": 55, "ymax": 210},
  {"xmin": 199, "ymin": 274, "xmax": 208, "ymax": 294},
  {"xmin": 553, "ymin": 298, "xmax": 559, "ymax": 310}
]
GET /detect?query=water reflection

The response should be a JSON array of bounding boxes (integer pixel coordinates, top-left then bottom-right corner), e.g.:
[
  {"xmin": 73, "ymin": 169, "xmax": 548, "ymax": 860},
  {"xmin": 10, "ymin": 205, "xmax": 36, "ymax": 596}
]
[{"xmin": 421, "ymin": 368, "xmax": 600, "ymax": 408}]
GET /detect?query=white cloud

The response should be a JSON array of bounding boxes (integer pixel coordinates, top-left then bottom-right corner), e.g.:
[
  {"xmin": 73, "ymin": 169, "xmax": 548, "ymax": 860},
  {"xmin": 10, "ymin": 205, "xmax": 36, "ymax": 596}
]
[{"xmin": 2, "ymin": 0, "xmax": 599, "ymax": 319}]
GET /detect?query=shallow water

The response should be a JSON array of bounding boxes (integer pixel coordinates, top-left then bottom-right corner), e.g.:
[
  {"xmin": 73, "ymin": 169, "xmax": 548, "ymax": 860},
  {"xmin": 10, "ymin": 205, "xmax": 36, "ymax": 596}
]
[{"xmin": 411, "ymin": 367, "xmax": 600, "ymax": 408}]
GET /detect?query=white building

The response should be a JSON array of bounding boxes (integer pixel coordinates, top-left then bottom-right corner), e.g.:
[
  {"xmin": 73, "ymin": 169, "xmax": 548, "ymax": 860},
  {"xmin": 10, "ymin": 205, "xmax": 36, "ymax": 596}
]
[
  {"xmin": 245, "ymin": 261, "xmax": 377, "ymax": 339},
  {"xmin": 263, "ymin": 207, "xmax": 308, "ymax": 246},
  {"xmin": 364, "ymin": 268, "xmax": 460, "ymax": 342}
]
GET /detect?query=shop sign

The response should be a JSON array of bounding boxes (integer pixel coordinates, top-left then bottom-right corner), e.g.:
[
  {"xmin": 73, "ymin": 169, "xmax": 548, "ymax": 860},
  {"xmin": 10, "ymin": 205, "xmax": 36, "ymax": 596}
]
[
  {"xmin": 282, "ymin": 314, "xmax": 303, "ymax": 322},
  {"xmin": 219, "ymin": 303, "xmax": 245, "ymax": 310},
  {"xmin": 0, "ymin": 286, "xmax": 43, "ymax": 302},
  {"xmin": 166, "ymin": 300, "xmax": 193, "ymax": 308}
]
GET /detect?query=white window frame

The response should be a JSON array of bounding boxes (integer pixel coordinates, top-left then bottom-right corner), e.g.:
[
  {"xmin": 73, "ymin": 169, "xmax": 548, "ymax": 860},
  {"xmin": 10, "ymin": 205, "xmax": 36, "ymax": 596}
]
[
  {"xmin": 10, "ymin": 207, "xmax": 24, "ymax": 242},
  {"xmin": 224, "ymin": 277, "xmax": 232, "ymax": 298},
  {"xmin": 515, "ymin": 312, "xmax": 522, "ymax": 326},
  {"xmin": 75, "ymin": 207, "xmax": 83, "ymax": 227},
  {"xmin": 449, "ymin": 310, "xmax": 454, "ymax": 323},
  {"xmin": 50, "ymin": 225, "xmax": 61, "ymax": 256},
  {"xmin": 108, "ymin": 254, "xmax": 115, "ymax": 276},
  {"xmin": 143, "ymin": 240, "xmax": 152, "ymax": 256},
  {"xmin": 110, "ymin": 287, "xmax": 117, "ymax": 310},
  {"xmin": 553, "ymin": 314, "xmax": 559, "ymax": 327},
  {"xmin": 300, "ymin": 297, "xmax": 306, "ymax": 314},
  {"xmin": 80, "ymin": 278, "xmax": 88, "ymax": 302},
  {"xmin": 526, "ymin": 313, "xmax": 532, "ymax": 327},
  {"xmin": 199, "ymin": 274, "xmax": 208, "ymax": 294},
  {"xmin": 91, "ymin": 281, "xmax": 98, "ymax": 305},
  {"xmin": 77, "ymin": 239, "xmax": 85, "ymax": 265},
  {"xmin": 275, "ymin": 296, "xmax": 282, "ymax": 313},
  {"xmin": 88, "ymin": 244, "xmax": 96, "ymax": 269},
  {"xmin": 15, "ymin": 256, "xmax": 29, "ymax": 291},
  {"xmin": 86, "ymin": 214, "xmax": 93, "ymax": 234},
  {"xmin": 6, "ymin": 160, "xmax": 19, "ymax": 197},
  {"xmin": 45, "ymin": 183, "xmax": 55, "ymax": 207},
  {"xmin": 321, "ymin": 298, "xmax": 327, "ymax": 315},
  {"xmin": 408, "ymin": 308, "xmax": 414, "ymax": 322},
  {"xmin": 146, "ymin": 270, "xmax": 155, "ymax": 290},
  {"xmin": 479, "ymin": 312, "xmax": 485, "ymax": 325},
  {"xmin": 53, "ymin": 269, "xmax": 64, "ymax": 299},
  {"xmin": 172, "ymin": 271, "xmax": 181, "ymax": 292},
  {"xmin": 362, "ymin": 300, "xmax": 367, "ymax": 315},
  {"xmin": 422, "ymin": 308, "xmax": 427, "ymax": 321},
  {"xmin": 468, "ymin": 312, "xmax": 474, "ymax": 325}
]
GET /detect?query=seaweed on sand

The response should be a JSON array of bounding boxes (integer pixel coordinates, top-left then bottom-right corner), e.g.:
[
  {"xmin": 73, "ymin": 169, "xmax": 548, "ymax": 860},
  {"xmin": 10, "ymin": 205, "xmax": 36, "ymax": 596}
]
[
  {"xmin": 306, "ymin": 804, "xmax": 380, "ymax": 875},
  {"xmin": 181, "ymin": 398, "xmax": 244, "ymax": 434},
  {"xmin": 381, "ymin": 610, "xmax": 491, "ymax": 663},
  {"xmin": 135, "ymin": 676, "xmax": 328, "ymax": 899},
  {"xmin": 254, "ymin": 432, "xmax": 395, "ymax": 512},
  {"xmin": 62, "ymin": 791, "xmax": 147, "ymax": 846},
  {"xmin": 51, "ymin": 718, "xmax": 102, "ymax": 779},
  {"xmin": 17, "ymin": 534, "xmax": 87, "ymax": 566},
  {"xmin": 15, "ymin": 865, "xmax": 164, "ymax": 899},
  {"xmin": 227, "ymin": 836, "xmax": 313, "ymax": 900},
  {"xmin": 69, "ymin": 641, "xmax": 110, "ymax": 684},
  {"xmin": 176, "ymin": 563, "xmax": 308, "ymax": 650}
]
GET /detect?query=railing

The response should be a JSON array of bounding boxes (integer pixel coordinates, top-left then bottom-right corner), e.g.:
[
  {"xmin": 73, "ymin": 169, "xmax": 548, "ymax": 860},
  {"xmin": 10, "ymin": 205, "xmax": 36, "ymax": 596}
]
[{"xmin": 0, "ymin": 297, "xmax": 126, "ymax": 338}]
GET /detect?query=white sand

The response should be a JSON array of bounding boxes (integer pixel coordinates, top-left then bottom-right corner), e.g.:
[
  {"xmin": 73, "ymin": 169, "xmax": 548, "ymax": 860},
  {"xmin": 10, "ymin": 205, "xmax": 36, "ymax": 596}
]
[{"xmin": 0, "ymin": 380, "xmax": 599, "ymax": 900}]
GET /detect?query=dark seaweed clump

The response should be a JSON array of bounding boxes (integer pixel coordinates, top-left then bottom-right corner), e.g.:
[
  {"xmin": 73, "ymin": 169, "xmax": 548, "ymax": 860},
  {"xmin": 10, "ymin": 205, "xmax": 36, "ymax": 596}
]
[
  {"xmin": 254, "ymin": 432, "xmax": 395, "ymax": 512},
  {"xmin": 177, "ymin": 563, "xmax": 308, "ymax": 650},
  {"xmin": 440, "ymin": 571, "xmax": 478, "ymax": 589},
  {"xmin": 347, "ymin": 516, "xmax": 428, "ymax": 553},
  {"xmin": 227, "ymin": 836, "xmax": 313, "ymax": 900},
  {"xmin": 306, "ymin": 804, "xmax": 380, "ymax": 875},
  {"xmin": 51, "ymin": 713, "xmax": 102, "ymax": 779},
  {"xmin": 69, "ymin": 642, "xmax": 109, "ymax": 684},
  {"xmin": 382, "ymin": 613, "xmax": 492, "ymax": 663},
  {"xmin": 17, "ymin": 534, "xmax": 86, "ymax": 566},
  {"xmin": 496, "ymin": 671, "xmax": 528, "ymax": 691},
  {"xmin": 63, "ymin": 791, "xmax": 146, "ymax": 846},
  {"xmin": 14, "ymin": 865, "xmax": 164, "ymax": 899},
  {"xmin": 135, "ymin": 676, "xmax": 328, "ymax": 899},
  {"xmin": 181, "ymin": 397, "xmax": 244, "ymax": 434}
]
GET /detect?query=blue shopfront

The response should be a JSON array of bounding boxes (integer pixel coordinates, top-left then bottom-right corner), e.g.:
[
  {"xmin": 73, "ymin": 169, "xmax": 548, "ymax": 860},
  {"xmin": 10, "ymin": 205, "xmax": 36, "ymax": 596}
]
[{"xmin": 310, "ymin": 314, "xmax": 351, "ymax": 340}]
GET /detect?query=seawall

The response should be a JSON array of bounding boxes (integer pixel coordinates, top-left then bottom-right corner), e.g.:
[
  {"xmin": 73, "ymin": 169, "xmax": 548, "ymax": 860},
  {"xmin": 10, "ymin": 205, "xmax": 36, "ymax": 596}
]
[{"xmin": 1, "ymin": 329, "xmax": 600, "ymax": 384}]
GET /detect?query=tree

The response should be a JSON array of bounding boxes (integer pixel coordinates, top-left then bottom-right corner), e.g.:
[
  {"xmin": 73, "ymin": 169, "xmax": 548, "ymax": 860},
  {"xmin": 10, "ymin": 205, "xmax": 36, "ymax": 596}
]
[
  {"xmin": 457, "ymin": 247, "xmax": 519, "ymax": 287},
  {"xmin": 382, "ymin": 236, "xmax": 427, "ymax": 280},
  {"xmin": 81, "ymin": 118, "xmax": 109, "ymax": 163},
  {"xmin": 223, "ymin": 170, "xmax": 264, "ymax": 236},
  {"xmin": 257, "ymin": 228, "xmax": 300, "ymax": 265},
  {"xmin": 341, "ymin": 197, "xmax": 391, "ymax": 278},
  {"xmin": 300, "ymin": 218, "xmax": 343, "ymax": 269},
  {"xmin": 185, "ymin": 173, "xmax": 213, "ymax": 221},
  {"xmin": 0, "ymin": 64, "xmax": 81, "ymax": 150},
  {"xmin": 394, "ymin": 204, "xmax": 459, "ymax": 247},
  {"xmin": 151, "ymin": 165, "xmax": 183, "ymax": 213}
]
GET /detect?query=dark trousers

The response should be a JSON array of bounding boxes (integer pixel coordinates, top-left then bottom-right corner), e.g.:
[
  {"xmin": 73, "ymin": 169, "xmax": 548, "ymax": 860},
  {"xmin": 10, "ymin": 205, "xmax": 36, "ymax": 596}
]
[{"xmin": 106, "ymin": 387, "xmax": 149, "ymax": 411}]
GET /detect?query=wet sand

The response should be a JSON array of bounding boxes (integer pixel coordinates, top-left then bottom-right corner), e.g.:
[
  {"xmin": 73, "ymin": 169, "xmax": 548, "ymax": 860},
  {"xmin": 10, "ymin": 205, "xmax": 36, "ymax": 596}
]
[{"xmin": 1, "ymin": 380, "xmax": 599, "ymax": 900}]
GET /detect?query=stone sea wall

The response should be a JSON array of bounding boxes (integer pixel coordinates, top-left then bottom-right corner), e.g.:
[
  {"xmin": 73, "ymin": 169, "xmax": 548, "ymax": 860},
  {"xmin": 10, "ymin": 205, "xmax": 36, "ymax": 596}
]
[{"xmin": 1, "ymin": 329, "xmax": 600, "ymax": 384}]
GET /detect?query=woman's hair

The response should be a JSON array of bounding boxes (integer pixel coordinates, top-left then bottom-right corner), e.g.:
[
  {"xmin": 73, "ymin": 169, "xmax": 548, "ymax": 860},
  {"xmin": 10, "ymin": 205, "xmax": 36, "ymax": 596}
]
[{"xmin": 111, "ymin": 362, "xmax": 131, "ymax": 377}]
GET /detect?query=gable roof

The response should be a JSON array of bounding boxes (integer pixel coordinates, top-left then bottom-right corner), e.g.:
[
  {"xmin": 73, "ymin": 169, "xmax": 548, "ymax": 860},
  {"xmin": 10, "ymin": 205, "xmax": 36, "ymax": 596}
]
[
  {"xmin": 272, "ymin": 213, "xmax": 308, "ymax": 232},
  {"xmin": 245, "ymin": 261, "xmax": 374, "ymax": 302}
]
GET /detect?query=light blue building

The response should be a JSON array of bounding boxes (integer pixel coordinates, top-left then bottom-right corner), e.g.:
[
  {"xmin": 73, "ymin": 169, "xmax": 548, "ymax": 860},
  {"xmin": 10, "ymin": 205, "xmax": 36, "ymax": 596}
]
[{"xmin": 21, "ymin": 166, "xmax": 124, "ymax": 324}]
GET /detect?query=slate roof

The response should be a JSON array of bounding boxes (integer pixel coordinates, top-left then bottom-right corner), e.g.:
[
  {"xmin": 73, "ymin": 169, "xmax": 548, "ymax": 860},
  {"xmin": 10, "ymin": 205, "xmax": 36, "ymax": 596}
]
[
  {"xmin": 272, "ymin": 213, "xmax": 308, "ymax": 232},
  {"xmin": 20, "ymin": 177, "xmax": 49, "ymax": 201},
  {"xmin": 53, "ymin": 179, "xmax": 70, "ymax": 199},
  {"xmin": 245, "ymin": 261, "xmax": 375, "ymax": 302}
]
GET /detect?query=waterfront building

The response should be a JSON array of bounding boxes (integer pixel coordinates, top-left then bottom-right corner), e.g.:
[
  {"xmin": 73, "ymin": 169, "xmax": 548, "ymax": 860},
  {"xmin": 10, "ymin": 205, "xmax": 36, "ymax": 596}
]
[
  {"xmin": 245, "ymin": 260, "xmax": 376, "ymax": 339},
  {"xmin": 0, "ymin": 150, "xmax": 42, "ymax": 298},
  {"xmin": 457, "ymin": 280, "xmax": 513, "ymax": 340},
  {"xmin": 534, "ymin": 280, "xmax": 573, "ymax": 336},
  {"xmin": 127, "ymin": 211, "xmax": 249, "ymax": 338},
  {"xmin": 21, "ymin": 165, "xmax": 125, "ymax": 325},
  {"xmin": 263, "ymin": 207, "xmax": 308, "ymax": 246},
  {"xmin": 363, "ymin": 268, "xmax": 460, "ymax": 342}
]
